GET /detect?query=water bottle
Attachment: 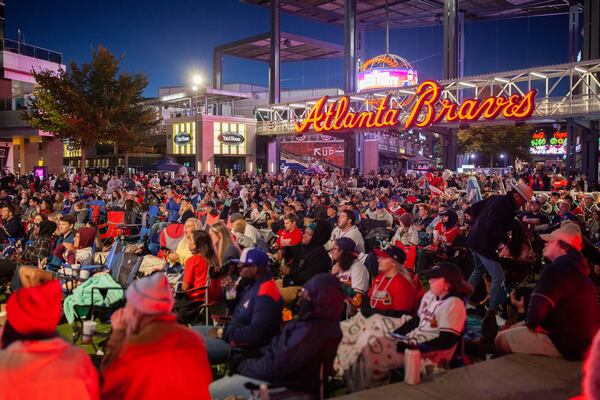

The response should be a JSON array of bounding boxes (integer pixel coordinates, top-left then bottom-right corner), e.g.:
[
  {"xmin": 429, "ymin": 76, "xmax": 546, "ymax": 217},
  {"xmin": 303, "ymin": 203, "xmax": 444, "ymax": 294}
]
[{"xmin": 404, "ymin": 341, "xmax": 421, "ymax": 385}]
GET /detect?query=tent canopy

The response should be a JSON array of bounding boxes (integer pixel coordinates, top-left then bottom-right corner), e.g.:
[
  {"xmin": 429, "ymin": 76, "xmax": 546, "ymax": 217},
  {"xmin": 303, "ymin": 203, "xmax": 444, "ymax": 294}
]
[{"xmin": 140, "ymin": 156, "xmax": 184, "ymax": 172}]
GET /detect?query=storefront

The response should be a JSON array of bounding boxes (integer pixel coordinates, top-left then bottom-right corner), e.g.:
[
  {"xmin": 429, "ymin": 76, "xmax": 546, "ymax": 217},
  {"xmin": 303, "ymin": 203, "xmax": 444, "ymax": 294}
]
[{"xmin": 168, "ymin": 114, "xmax": 256, "ymax": 175}]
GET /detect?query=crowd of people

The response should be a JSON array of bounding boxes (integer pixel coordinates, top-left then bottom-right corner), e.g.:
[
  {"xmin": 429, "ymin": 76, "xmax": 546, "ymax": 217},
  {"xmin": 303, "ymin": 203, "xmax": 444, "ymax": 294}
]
[{"xmin": 0, "ymin": 166, "xmax": 597, "ymax": 399}]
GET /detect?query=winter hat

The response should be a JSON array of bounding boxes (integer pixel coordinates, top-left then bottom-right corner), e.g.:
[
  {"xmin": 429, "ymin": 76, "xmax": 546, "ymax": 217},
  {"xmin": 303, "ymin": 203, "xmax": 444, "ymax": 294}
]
[
  {"xmin": 125, "ymin": 274, "xmax": 174, "ymax": 315},
  {"xmin": 335, "ymin": 237, "xmax": 356, "ymax": 254},
  {"xmin": 7, "ymin": 280, "xmax": 62, "ymax": 336}
]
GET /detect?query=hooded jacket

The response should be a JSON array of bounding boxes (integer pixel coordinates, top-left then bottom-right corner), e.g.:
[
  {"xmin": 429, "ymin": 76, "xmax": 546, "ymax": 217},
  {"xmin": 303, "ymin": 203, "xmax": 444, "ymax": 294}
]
[
  {"xmin": 527, "ymin": 252, "xmax": 600, "ymax": 360},
  {"xmin": 466, "ymin": 194, "xmax": 518, "ymax": 260},
  {"xmin": 237, "ymin": 274, "xmax": 345, "ymax": 396},
  {"xmin": 283, "ymin": 221, "xmax": 332, "ymax": 287}
]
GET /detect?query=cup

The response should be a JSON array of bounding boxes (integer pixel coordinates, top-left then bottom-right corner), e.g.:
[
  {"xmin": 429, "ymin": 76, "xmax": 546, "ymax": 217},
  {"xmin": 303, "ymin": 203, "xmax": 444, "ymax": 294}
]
[
  {"xmin": 0, "ymin": 311, "xmax": 6, "ymax": 326},
  {"xmin": 82, "ymin": 320, "xmax": 97, "ymax": 344},
  {"xmin": 79, "ymin": 269, "xmax": 90, "ymax": 280}
]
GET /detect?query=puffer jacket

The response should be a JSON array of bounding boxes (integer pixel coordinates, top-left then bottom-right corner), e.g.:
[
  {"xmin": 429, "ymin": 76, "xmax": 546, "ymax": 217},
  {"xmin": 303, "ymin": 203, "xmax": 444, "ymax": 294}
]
[{"xmin": 237, "ymin": 273, "xmax": 345, "ymax": 396}]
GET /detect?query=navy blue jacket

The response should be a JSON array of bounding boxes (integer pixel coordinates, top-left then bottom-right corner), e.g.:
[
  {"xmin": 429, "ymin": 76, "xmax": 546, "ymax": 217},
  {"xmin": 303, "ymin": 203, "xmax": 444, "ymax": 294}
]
[
  {"xmin": 466, "ymin": 194, "xmax": 518, "ymax": 260},
  {"xmin": 237, "ymin": 274, "xmax": 345, "ymax": 396},
  {"xmin": 223, "ymin": 273, "xmax": 283, "ymax": 347}
]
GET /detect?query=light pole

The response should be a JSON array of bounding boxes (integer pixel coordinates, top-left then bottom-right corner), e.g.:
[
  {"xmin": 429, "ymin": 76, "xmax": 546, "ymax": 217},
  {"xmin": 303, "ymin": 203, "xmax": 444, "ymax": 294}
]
[
  {"xmin": 191, "ymin": 74, "xmax": 202, "ymax": 175},
  {"xmin": 500, "ymin": 153, "xmax": 507, "ymax": 169}
]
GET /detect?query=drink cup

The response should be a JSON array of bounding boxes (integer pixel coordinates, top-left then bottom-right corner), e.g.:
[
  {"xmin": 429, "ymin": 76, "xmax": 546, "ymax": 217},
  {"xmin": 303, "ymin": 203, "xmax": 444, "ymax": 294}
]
[
  {"xmin": 79, "ymin": 269, "xmax": 90, "ymax": 280},
  {"xmin": 82, "ymin": 320, "xmax": 97, "ymax": 344}
]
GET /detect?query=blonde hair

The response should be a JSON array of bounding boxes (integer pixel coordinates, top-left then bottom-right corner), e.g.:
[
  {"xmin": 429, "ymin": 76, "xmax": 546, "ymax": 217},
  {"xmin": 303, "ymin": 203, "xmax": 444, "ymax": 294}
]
[
  {"xmin": 211, "ymin": 222, "xmax": 239, "ymax": 264},
  {"xmin": 185, "ymin": 217, "xmax": 203, "ymax": 231},
  {"xmin": 231, "ymin": 219, "xmax": 247, "ymax": 234}
]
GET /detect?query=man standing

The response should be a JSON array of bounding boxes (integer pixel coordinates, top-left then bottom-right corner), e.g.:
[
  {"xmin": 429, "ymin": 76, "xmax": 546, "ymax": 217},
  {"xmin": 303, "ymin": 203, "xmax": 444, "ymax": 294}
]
[
  {"xmin": 496, "ymin": 226, "xmax": 600, "ymax": 360},
  {"xmin": 467, "ymin": 182, "xmax": 533, "ymax": 320},
  {"xmin": 101, "ymin": 274, "xmax": 211, "ymax": 399}
]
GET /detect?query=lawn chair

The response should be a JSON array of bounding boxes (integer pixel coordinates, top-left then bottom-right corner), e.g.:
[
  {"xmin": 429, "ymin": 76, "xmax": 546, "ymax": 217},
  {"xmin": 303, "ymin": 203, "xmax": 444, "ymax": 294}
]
[
  {"xmin": 173, "ymin": 275, "xmax": 212, "ymax": 326},
  {"xmin": 71, "ymin": 253, "xmax": 143, "ymax": 353},
  {"xmin": 98, "ymin": 211, "xmax": 141, "ymax": 244}
]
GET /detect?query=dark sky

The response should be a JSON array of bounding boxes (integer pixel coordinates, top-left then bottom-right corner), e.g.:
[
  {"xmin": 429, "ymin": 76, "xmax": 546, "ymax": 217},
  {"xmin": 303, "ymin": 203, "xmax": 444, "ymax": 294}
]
[{"xmin": 6, "ymin": 0, "xmax": 571, "ymax": 97}]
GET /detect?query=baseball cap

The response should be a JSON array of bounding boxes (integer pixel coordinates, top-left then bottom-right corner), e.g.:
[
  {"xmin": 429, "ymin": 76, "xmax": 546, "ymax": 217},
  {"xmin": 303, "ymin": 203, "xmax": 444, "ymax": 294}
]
[
  {"xmin": 423, "ymin": 262, "xmax": 474, "ymax": 296},
  {"xmin": 373, "ymin": 246, "xmax": 406, "ymax": 264},
  {"xmin": 231, "ymin": 247, "xmax": 269, "ymax": 269},
  {"xmin": 376, "ymin": 201, "xmax": 386, "ymax": 209},
  {"xmin": 540, "ymin": 226, "xmax": 583, "ymax": 251}
]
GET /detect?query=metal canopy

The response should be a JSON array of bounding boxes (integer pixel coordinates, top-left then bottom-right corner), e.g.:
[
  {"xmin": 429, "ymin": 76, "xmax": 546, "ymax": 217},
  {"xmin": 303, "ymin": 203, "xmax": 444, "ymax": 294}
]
[
  {"xmin": 215, "ymin": 32, "xmax": 344, "ymax": 62},
  {"xmin": 241, "ymin": 0, "xmax": 571, "ymax": 29}
]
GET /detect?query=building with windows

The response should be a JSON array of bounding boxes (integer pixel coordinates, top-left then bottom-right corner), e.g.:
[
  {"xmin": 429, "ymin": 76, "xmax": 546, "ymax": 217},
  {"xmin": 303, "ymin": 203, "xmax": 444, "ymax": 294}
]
[{"xmin": 0, "ymin": 1, "xmax": 65, "ymax": 175}]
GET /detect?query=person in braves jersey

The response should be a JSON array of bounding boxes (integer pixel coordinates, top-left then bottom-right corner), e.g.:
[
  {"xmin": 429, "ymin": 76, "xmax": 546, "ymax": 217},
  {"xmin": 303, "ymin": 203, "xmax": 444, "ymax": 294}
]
[
  {"xmin": 395, "ymin": 262, "xmax": 472, "ymax": 364},
  {"xmin": 193, "ymin": 248, "xmax": 283, "ymax": 364}
]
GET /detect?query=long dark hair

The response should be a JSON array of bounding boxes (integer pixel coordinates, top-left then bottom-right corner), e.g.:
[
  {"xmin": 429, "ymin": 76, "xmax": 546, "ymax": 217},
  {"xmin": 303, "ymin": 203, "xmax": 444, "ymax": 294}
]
[
  {"xmin": 508, "ymin": 219, "xmax": 528, "ymax": 259},
  {"xmin": 338, "ymin": 250, "xmax": 357, "ymax": 272},
  {"xmin": 192, "ymin": 229, "xmax": 219, "ymax": 267}
]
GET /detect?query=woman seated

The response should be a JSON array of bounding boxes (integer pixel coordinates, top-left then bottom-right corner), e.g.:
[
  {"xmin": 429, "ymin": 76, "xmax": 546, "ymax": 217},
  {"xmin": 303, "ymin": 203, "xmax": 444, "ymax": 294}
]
[
  {"xmin": 331, "ymin": 237, "xmax": 370, "ymax": 315},
  {"xmin": 177, "ymin": 198, "xmax": 196, "ymax": 225},
  {"xmin": 62, "ymin": 227, "xmax": 97, "ymax": 267},
  {"xmin": 277, "ymin": 221, "xmax": 332, "ymax": 304},
  {"xmin": 174, "ymin": 230, "xmax": 218, "ymax": 324},
  {"xmin": 346, "ymin": 262, "xmax": 472, "ymax": 391},
  {"xmin": 362, "ymin": 247, "xmax": 420, "ymax": 318},
  {"xmin": 416, "ymin": 209, "xmax": 460, "ymax": 274},
  {"xmin": 391, "ymin": 213, "xmax": 419, "ymax": 247}
]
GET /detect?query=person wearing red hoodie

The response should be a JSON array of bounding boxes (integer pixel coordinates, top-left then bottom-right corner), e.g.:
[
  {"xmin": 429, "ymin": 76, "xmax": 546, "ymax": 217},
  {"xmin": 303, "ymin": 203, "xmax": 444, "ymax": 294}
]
[
  {"xmin": 0, "ymin": 280, "xmax": 99, "ymax": 400},
  {"xmin": 101, "ymin": 274, "xmax": 212, "ymax": 399}
]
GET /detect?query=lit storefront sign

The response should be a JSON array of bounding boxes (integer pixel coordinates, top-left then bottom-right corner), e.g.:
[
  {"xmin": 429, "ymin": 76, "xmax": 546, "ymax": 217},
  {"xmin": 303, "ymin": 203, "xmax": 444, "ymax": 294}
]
[
  {"xmin": 214, "ymin": 123, "xmax": 246, "ymax": 155},
  {"xmin": 530, "ymin": 130, "xmax": 567, "ymax": 155},
  {"xmin": 173, "ymin": 122, "xmax": 196, "ymax": 155},
  {"xmin": 63, "ymin": 140, "xmax": 81, "ymax": 157},
  {"xmin": 294, "ymin": 80, "xmax": 536, "ymax": 134}
]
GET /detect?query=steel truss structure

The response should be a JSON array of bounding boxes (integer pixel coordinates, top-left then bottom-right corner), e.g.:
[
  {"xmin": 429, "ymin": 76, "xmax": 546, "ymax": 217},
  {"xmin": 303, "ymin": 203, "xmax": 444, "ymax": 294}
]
[{"xmin": 255, "ymin": 58, "xmax": 600, "ymax": 136}]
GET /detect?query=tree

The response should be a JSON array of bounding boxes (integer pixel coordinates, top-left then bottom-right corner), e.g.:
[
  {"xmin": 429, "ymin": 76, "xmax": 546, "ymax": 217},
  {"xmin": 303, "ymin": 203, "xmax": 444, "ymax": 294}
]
[
  {"xmin": 457, "ymin": 125, "xmax": 532, "ymax": 168},
  {"xmin": 22, "ymin": 46, "xmax": 160, "ymax": 177}
]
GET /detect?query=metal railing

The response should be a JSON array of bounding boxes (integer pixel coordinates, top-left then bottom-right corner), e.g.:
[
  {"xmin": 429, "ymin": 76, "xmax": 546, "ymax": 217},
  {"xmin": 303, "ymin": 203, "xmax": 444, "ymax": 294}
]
[
  {"xmin": 255, "ymin": 58, "xmax": 600, "ymax": 135},
  {"xmin": 0, "ymin": 38, "xmax": 62, "ymax": 64}
]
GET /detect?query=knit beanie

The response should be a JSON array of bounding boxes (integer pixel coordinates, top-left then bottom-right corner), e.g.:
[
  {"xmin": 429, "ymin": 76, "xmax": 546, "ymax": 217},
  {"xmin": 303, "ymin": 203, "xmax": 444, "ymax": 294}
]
[
  {"xmin": 125, "ymin": 273, "xmax": 174, "ymax": 315},
  {"xmin": 7, "ymin": 280, "xmax": 62, "ymax": 336}
]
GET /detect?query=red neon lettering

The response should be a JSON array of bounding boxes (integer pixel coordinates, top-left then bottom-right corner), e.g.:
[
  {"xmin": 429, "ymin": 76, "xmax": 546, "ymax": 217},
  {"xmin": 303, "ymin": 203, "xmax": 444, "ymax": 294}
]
[{"xmin": 295, "ymin": 81, "xmax": 536, "ymax": 133}]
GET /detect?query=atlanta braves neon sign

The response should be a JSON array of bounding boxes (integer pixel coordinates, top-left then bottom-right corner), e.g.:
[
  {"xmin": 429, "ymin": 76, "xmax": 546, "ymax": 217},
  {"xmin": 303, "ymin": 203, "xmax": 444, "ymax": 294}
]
[{"xmin": 294, "ymin": 80, "xmax": 536, "ymax": 133}]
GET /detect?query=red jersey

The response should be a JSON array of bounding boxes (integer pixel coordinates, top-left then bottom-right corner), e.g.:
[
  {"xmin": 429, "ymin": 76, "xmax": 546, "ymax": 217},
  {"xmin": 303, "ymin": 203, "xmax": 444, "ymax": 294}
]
[
  {"xmin": 275, "ymin": 227, "xmax": 302, "ymax": 248},
  {"xmin": 183, "ymin": 254, "xmax": 208, "ymax": 301},
  {"xmin": 432, "ymin": 221, "xmax": 460, "ymax": 249},
  {"xmin": 367, "ymin": 272, "xmax": 418, "ymax": 313}
]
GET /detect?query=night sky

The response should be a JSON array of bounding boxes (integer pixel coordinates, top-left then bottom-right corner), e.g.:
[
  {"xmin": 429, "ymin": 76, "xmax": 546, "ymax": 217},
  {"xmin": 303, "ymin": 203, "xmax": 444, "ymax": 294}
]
[{"xmin": 7, "ymin": 0, "xmax": 571, "ymax": 97}]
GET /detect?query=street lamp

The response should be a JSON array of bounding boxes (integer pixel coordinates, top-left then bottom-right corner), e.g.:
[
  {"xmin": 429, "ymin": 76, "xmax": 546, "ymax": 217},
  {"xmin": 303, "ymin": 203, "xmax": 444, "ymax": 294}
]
[
  {"xmin": 192, "ymin": 75, "xmax": 202, "ymax": 86},
  {"xmin": 500, "ymin": 153, "xmax": 507, "ymax": 168}
]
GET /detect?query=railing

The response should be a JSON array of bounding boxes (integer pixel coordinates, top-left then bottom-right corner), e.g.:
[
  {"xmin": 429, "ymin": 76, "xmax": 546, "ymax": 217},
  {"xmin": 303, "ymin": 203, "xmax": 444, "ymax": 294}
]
[{"xmin": 0, "ymin": 38, "xmax": 62, "ymax": 64}]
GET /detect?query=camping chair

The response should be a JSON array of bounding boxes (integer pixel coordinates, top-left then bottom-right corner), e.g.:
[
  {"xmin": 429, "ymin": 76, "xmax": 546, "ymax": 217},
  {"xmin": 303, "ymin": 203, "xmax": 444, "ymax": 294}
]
[
  {"xmin": 71, "ymin": 253, "xmax": 143, "ymax": 353},
  {"xmin": 98, "ymin": 211, "xmax": 141, "ymax": 244},
  {"xmin": 173, "ymin": 274, "xmax": 214, "ymax": 326}
]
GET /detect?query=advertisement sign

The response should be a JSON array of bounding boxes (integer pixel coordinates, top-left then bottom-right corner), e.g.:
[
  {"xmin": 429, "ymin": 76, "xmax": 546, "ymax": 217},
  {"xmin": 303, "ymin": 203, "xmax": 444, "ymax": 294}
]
[
  {"xmin": 33, "ymin": 166, "xmax": 47, "ymax": 180},
  {"xmin": 281, "ymin": 138, "xmax": 345, "ymax": 170},
  {"xmin": 174, "ymin": 131, "xmax": 192, "ymax": 145},
  {"xmin": 358, "ymin": 68, "xmax": 418, "ymax": 92},
  {"xmin": 295, "ymin": 80, "xmax": 536, "ymax": 133},
  {"xmin": 218, "ymin": 132, "xmax": 245, "ymax": 145},
  {"xmin": 529, "ymin": 130, "xmax": 567, "ymax": 155}
]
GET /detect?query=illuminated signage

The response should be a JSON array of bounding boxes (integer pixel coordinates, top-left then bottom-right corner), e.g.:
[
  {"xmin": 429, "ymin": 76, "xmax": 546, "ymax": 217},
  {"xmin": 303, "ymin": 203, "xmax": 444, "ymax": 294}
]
[
  {"xmin": 530, "ymin": 130, "xmax": 567, "ymax": 155},
  {"xmin": 218, "ymin": 132, "xmax": 245, "ymax": 145},
  {"xmin": 174, "ymin": 131, "xmax": 192, "ymax": 145},
  {"xmin": 358, "ymin": 68, "xmax": 418, "ymax": 92},
  {"xmin": 295, "ymin": 95, "xmax": 399, "ymax": 133},
  {"xmin": 294, "ymin": 80, "xmax": 537, "ymax": 133}
]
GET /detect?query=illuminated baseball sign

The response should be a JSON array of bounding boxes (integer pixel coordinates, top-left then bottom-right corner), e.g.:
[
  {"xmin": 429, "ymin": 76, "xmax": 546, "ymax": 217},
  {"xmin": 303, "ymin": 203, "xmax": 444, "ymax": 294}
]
[{"xmin": 294, "ymin": 80, "xmax": 536, "ymax": 133}]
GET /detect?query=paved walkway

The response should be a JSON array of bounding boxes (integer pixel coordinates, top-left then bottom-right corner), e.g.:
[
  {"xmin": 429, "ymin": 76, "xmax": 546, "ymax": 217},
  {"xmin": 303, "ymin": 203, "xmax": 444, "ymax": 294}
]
[{"xmin": 337, "ymin": 354, "xmax": 582, "ymax": 400}]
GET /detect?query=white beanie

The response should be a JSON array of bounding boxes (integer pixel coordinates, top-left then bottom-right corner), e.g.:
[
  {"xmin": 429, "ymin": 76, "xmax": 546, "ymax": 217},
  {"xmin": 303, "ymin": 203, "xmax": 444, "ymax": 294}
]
[{"xmin": 126, "ymin": 274, "xmax": 174, "ymax": 315}]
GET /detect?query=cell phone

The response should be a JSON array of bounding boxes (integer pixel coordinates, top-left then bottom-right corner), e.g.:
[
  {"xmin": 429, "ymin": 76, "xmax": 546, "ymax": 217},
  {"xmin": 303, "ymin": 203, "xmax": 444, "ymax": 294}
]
[{"xmin": 390, "ymin": 332, "xmax": 409, "ymax": 341}]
